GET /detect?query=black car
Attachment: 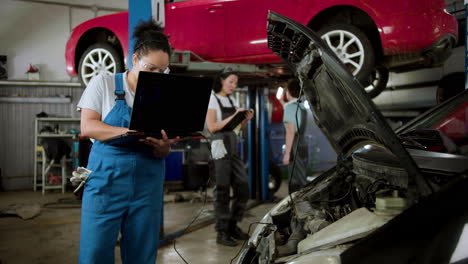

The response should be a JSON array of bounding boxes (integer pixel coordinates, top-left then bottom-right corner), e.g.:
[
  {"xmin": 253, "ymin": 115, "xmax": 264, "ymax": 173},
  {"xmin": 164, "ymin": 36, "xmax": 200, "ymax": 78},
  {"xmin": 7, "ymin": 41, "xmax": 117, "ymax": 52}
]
[{"xmin": 236, "ymin": 11, "xmax": 468, "ymax": 264}]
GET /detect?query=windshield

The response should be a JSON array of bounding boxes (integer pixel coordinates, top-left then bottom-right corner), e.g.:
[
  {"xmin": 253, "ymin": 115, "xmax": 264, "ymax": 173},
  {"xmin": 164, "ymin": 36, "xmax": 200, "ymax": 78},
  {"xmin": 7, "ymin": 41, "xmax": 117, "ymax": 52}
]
[{"xmin": 397, "ymin": 90, "xmax": 468, "ymax": 154}]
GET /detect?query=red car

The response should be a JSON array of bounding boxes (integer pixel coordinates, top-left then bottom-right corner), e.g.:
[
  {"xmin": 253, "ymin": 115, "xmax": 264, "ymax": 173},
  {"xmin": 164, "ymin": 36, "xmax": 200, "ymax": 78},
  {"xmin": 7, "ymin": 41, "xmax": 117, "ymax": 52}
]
[{"xmin": 65, "ymin": 0, "xmax": 457, "ymax": 98}]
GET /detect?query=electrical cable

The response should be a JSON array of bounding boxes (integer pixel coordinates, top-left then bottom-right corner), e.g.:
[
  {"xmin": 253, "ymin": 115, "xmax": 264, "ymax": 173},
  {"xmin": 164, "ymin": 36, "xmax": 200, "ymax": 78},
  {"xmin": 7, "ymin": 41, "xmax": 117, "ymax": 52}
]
[
  {"xmin": 316, "ymin": 182, "xmax": 352, "ymax": 203},
  {"xmin": 229, "ymin": 222, "xmax": 276, "ymax": 264},
  {"xmin": 173, "ymin": 133, "xmax": 213, "ymax": 264},
  {"xmin": 249, "ymin": 254, "xmax": 259, "ymax": 264},
  {"xmin": 365, "ymin": 178, "xmax": 388, "ymax": 194},
  {"xmin": 46, "ymin": 134, "xmax": 213, "ymax": 263},
  {"xmin": 43, "ymin": 197, "xmax": 82, "ymax": 209},
  {"xmin": 174, "ymin": 133, "xmax": 273, "ymax": 264},
  {"xmin": 287, "ymin": 82, "xmax": 306, "ymax": 215},
  {"xmin": 175, "ymin": 88, "xmax": 305, "ymax": 263}
]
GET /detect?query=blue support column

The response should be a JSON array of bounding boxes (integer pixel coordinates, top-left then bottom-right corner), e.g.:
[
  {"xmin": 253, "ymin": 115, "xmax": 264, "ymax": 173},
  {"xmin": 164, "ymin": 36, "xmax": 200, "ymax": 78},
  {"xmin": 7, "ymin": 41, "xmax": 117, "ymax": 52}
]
[
  {"xmin": 247, "ymin": 86, "xmax": 271, "ymax": 201},
  {"xmin": 247, "ymin": 87, "xmax": 255, "ymax": 198},
  {"xmin": 128, "ymin": 1, "xmax": 153, "ymax": 69},
  {"xmin": 259, "ymin": 88, "xmax": 270, "ymax": 201},
  {"xmin": 128, "ymin": 0, "xmax": 164, "ymax": 246}
]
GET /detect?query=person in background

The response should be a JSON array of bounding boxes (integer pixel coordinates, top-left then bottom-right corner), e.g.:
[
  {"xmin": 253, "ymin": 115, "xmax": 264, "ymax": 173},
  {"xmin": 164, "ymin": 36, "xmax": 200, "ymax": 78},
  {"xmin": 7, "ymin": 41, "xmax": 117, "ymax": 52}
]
[
  {"xmin": 282, "ymin": 79, "xmax": 309, "ymax": 194},
  {"xmin": 205, "ymin": 70, "xmax": 254, "ymax": 247},
  {"xmin": 77, "ymin": 19, "xmax": 179, "ymax": 263}
]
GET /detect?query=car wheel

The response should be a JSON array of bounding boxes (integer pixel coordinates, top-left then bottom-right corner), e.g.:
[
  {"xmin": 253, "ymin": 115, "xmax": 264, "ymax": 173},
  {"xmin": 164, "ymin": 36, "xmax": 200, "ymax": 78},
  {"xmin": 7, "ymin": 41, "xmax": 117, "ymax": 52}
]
[
  {"xmin": 318, "ymin": 24, "xmax": 386, "ymax": 98},
  {"xmin": 78, "ymin": 43, "xmax": 124, "ymax": 86},
  {"xmin": 269, "ymin": 162, "xmax": 282, "ymax": 195},
  {"xmin": 364, "ymin": 66, "xmax": 389, "ymax": 98}
]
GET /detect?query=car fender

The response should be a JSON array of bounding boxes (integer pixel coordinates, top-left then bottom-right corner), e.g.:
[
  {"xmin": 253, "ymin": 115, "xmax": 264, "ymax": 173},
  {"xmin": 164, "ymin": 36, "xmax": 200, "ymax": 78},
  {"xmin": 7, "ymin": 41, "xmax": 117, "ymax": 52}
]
[{"xmin": 65, "ymin": 12, "xmax": 129, "ymax": 76}]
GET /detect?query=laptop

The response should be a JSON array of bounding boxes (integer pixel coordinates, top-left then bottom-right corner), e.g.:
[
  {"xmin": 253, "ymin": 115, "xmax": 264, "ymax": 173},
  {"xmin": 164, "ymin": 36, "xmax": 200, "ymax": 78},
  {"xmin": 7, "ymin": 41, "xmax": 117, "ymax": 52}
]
[{"xmin": 102, "ymin": 71, "xmax": 213, "ymax": 144}]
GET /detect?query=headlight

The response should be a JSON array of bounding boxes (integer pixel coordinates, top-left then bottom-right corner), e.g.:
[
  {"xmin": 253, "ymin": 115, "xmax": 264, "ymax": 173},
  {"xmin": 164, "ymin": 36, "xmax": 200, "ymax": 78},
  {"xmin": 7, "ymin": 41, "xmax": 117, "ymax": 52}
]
[{"xmin": 249, "ymin": 195, "xmax": 293, "ymax": 246}]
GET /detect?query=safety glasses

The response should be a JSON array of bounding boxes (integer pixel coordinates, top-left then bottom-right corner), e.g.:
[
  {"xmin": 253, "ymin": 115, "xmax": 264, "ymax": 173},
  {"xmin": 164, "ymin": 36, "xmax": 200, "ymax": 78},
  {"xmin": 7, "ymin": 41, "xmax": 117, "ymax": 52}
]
[{"xmin": 138, "ymin": 59, "xmax": 170, "ymax": 74}]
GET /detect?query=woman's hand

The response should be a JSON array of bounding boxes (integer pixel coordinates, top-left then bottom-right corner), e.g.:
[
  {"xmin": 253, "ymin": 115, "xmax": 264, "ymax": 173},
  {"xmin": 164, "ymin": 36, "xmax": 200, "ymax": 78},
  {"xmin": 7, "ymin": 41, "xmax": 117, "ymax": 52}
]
[
  {"xmin": 240, "ymin": 109, "xmax": 254, "ymax": 128},
  {"xmin": 245, "ymin": 109, "xmax": 254, "ymax": 120},
  {"xmin": 139, "ymin": 130, "xmax": 180, "ymax": 158}
]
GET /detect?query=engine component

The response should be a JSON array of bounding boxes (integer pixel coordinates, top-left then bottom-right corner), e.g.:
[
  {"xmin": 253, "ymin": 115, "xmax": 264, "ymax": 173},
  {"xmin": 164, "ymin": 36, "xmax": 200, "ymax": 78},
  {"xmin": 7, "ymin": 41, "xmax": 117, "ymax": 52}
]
[
  {"xmin": 305, "ymin": 218, "xmax": 331, "ymax": 234},
  {"xmin": 293, "ymin": 200, "xmax": 326, "ymax": 221},
  {"xmin": 374, "ymin": 190, "xmax": 407, "ymax": 216},
  {"xmin": 297, "ymin": 208, "xmax": 395, "ymax": 253},
  {"xmin": 353, "ymin": 148, "xmax": 408, "ymax": 189},
  {"xmin": 276, "ymin": 219, "xmax": 306, "ymax": 257}
]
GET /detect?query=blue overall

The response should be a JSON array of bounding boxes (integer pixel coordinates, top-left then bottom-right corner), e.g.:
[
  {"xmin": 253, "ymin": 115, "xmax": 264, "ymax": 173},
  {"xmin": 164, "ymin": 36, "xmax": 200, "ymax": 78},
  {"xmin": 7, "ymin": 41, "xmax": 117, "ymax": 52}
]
[{"xmin": 79, "ymin": 73, "xmax": 164, "ymax": 264}]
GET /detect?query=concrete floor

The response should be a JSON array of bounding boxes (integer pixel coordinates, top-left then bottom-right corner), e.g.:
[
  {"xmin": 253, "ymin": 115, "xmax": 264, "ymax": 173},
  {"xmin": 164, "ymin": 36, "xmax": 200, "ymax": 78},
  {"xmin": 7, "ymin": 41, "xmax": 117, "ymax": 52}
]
[{"xmin": 0, "ymin": 184, "xmax": 286, "ymax": 264}]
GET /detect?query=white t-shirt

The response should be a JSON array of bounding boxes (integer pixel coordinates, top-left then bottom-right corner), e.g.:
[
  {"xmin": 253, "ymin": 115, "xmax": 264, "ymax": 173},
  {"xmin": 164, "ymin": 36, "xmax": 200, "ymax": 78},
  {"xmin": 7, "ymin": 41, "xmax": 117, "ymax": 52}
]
[
  {"xmin": 207, "ymin": 93, "xmax": 239, "ymax": 122},
  {"xmin": 77, "ymin": 72, "xmax": 135, "ymax": 120}
]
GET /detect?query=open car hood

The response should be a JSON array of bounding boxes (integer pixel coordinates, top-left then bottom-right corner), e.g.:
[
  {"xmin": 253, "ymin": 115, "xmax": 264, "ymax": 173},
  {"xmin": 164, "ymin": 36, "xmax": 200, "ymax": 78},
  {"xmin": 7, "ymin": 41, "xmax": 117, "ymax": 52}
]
[{"xmin": 267, "ymin": 11, "xmax": 432, "ymax": 197}]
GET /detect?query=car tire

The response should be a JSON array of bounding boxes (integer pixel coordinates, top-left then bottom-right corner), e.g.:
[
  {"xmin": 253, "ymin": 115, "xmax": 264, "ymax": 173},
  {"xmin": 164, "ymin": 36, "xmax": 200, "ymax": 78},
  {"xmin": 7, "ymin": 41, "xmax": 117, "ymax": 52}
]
[
  {"xmin": 364, "ymin": 66, "xmax": 389, "ymax": 99},
  {"xmin": 78, "ymin": 43, "xmax": 124, "ymax": 86},
  {"xmin": 318, "ymin": 24, "xmax": 385, "ymax": 98},
  {"xmin": 269, "ymin": 161, "xmax": 282, "ymax": 195}
]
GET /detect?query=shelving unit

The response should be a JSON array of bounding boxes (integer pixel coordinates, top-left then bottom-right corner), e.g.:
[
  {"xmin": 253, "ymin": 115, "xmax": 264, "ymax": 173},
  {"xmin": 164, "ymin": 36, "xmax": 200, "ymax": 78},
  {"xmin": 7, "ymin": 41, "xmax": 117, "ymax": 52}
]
[
  {"xmin": 0, "ymin": 97, "xmax": 72, "ymax": 103},
  {"xmin": 33, "ymin": 117, "xmax": 80, "ymax": 194},
  {"xmin": 0, "ymin": 80, "xmax": 81, "ymax": 87}
]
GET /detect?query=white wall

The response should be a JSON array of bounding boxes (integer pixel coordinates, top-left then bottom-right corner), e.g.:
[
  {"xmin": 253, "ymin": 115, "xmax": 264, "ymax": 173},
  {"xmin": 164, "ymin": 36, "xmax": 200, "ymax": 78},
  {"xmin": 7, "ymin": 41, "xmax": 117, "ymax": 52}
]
[{"xmin": 0, "ymin": 0, "xmax": 127, "ymax": 81}]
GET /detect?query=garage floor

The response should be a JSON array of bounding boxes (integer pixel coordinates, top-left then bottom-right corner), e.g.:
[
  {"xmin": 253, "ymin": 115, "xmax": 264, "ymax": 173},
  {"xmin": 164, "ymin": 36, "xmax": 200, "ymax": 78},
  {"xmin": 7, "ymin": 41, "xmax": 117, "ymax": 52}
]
[{"xmin": 0, "ymin": 184, "xmax": 287, "ymax": 264}]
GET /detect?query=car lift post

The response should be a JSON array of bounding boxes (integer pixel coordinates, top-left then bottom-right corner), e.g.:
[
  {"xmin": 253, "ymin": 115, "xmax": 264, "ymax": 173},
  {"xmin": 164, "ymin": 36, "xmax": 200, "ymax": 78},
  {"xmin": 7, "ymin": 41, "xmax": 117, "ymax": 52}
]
[
  {"xmin": 128, "ymin": 0, "xmax": 165, "ymax": 70},
  {"xmin": 247, "ymin": 86, "xmax": 271, "ymax": 201},
  {"xmin": 128, "ymin": 0, "xmax": 166, "ymax": 243},
  {"xmin": 259, "ymin": 87, "xmax": 271, "ymax": 201},
  {"xmin": 247, "ymin": 87, "xmax": 256, "ymax": 198}
]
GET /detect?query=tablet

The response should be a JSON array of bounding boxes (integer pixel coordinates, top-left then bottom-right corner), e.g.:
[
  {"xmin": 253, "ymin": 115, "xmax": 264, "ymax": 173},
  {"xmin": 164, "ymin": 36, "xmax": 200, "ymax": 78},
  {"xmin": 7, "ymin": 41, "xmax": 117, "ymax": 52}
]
[{"xmin": 221, "ymin": 110, "xmax": 249, "ymax": 131}]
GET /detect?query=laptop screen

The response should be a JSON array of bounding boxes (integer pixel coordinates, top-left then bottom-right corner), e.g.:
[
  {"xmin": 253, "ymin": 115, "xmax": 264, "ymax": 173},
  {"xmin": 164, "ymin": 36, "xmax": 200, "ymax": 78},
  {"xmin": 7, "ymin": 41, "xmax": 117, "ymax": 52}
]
[{"xmin": 129, "ymin": 71, "xmax": 213, "ymax": 134}]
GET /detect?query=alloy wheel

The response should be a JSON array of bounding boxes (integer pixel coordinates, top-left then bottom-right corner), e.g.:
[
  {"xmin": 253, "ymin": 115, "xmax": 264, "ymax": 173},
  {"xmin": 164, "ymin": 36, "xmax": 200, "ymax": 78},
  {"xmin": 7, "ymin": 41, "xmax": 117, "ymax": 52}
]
[{"xmin": 321, "ymin": 29, "xmax": 365, "ymax": 76}]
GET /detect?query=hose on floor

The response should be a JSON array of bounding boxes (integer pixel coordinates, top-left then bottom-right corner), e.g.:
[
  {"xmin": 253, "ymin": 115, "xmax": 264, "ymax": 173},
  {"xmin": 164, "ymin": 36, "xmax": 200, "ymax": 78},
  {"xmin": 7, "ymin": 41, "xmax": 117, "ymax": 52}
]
[
  {"xmin": 43, "ymin": 197, "xmax": 81, "ymax": 209},
  {"xmin": 173, "ymin": 134, "xmax": 213, "ymax": 264}
]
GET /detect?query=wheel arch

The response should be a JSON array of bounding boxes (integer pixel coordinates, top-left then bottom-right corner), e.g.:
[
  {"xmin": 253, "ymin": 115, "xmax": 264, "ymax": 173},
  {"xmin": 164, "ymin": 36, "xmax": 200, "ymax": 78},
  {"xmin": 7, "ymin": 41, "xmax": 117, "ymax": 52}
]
[
  {"xmin": 307, "ymin": 6, "xmax": 384, "ymax": 60},
  {"xmin": 74, "ymin": 28, "xmax": 125, "ymax": 72}
]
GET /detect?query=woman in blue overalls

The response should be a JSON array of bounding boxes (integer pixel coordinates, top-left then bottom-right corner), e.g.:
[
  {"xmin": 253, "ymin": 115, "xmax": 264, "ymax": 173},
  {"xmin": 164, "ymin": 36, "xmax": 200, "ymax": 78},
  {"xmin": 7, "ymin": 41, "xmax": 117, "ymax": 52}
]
[
  {"xmin": 205, "ymin": 70, "xmax": 254, "ymax": 247},
  {"xmin": 77, "ymin": 20, "xmax": 178, "ymax": 264}
]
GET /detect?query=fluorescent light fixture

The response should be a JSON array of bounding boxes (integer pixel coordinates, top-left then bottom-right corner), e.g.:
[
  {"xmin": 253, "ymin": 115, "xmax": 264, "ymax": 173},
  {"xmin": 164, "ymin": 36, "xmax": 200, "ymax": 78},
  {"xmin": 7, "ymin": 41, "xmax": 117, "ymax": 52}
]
[
  {"xmin": 276, "ymin": 87, "xmax": 284, "ymax": 100},
  {"xmin": 250, "ymin": 39, "xmax": 267, "ymax": 45}
]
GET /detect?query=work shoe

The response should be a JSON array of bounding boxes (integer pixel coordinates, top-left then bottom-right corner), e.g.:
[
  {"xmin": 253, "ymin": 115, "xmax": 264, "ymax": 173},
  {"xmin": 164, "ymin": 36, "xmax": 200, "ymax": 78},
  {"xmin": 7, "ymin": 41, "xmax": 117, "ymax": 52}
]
[
  {"xmin": 216, "ymin": 231, "xmax": 238, "ymax": 247},
  {"xmin": 230, "ymin": 225, "xmax": 250, "ymax": 240}
]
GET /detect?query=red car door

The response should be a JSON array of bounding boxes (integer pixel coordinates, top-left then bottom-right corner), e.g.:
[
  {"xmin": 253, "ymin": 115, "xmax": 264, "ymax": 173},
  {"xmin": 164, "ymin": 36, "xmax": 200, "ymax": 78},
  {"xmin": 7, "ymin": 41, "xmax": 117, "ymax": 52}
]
[
  {"xmin": 222, "ymin": 0, "xmax": 312, "ymax": 64},
  {"xmin": 165, "ymin": 0, "xmax": 225, "ymax": 60},
  {"xmin": 222, "ymin": 0, "xmax": 270, "ymax": 62}
]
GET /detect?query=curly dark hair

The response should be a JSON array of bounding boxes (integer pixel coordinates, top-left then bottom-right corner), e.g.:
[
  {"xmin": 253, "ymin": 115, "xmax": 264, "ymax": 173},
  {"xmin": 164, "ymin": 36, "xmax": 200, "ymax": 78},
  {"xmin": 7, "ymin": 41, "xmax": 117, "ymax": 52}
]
[
  {"xmin": 133, "ymin": 19, "xmax": 172, "ymax": 58},
  {"xmin": 286, "ymin": 79, "xmax": 301, "ymax": 98},
  {"xmin": 212, "ymin": 69, "xmax": 239, "ymax": 93}
]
